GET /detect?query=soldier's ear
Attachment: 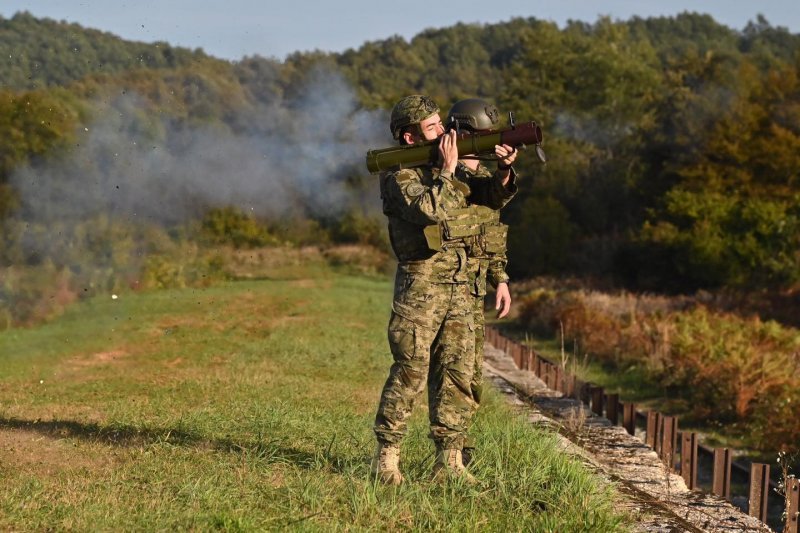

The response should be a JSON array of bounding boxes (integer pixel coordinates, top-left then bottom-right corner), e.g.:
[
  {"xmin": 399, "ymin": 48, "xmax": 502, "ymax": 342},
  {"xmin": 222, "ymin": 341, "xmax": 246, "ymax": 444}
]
[{"xmin": 402, "ymin": 131, "xmax": 416, "ymax": 146}]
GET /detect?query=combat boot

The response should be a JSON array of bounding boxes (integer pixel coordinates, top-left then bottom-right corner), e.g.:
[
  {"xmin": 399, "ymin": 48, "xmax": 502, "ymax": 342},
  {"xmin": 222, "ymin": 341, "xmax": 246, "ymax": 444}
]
[
  {"xmin": 371, "ymin": 443, "xmax": 404, "ymax": 485},
  {"xmin": 461, "ymin": 446, "xmax": 475, "ymax": 467},
  {"xmin": 432, "ymin": 448, "xmax": 477, "ymax": 484}
]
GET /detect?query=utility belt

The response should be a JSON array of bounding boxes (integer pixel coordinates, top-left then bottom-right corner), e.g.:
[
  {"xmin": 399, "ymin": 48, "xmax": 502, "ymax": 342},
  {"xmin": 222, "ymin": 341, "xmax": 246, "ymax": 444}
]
[{"xmin": 423, "ymin": 205, "xmax": 507, "ymax": 256}]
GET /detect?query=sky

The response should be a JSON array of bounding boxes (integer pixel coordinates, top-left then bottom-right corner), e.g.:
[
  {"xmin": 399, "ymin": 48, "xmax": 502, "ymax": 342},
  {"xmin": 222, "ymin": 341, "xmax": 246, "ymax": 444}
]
[{"xmin": 1, "ymin": 0, "xmax": 798, "ymax": 62}]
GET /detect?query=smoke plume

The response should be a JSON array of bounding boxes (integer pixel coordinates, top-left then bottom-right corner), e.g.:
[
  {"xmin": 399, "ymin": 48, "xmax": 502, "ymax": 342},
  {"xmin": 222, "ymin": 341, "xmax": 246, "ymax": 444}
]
[{"xmin": 12, "ymin": 67, "xmax": 388, "ymax": 227}]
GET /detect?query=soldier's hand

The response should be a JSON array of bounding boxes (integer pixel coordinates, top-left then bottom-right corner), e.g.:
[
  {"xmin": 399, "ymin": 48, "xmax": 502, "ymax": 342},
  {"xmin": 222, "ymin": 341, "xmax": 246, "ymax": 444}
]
[
  {"xmin": 496, "ymin": 282, "xmax": 511, "ymax": 319},
  {"xmin": 439, "ymin": 130, "xmax": 459, "ymax": 175},
  {"xmin": 496, "ymin": 144, "xmax": 517, "ymax": 169}
]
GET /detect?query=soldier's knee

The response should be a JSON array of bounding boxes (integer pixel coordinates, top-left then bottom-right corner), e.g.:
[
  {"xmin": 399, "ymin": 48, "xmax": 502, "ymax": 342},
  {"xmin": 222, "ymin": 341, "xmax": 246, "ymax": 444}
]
[{"xmin": 393, "ymin": 362, "xmax": 428, "ymax": 394}]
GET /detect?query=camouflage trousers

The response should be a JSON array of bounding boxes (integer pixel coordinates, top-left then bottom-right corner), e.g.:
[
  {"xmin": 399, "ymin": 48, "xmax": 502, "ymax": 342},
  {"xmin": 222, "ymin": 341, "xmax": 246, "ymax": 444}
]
[
  {"xmin": 464, "ymin": 258, "xmax": 489, "ymax": 449},
  {"xmin": 373, "ymin": 271, "xmax": 476, "ymax": 451},
  {"xmin": 465, "ymin": 295, "xmax": 486, "ymax": 448}
]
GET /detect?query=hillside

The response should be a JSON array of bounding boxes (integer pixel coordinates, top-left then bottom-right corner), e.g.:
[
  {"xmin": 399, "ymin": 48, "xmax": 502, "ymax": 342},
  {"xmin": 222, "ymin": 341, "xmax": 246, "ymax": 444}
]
[
  {"xmin": 1, "ymin": 11, "xmax": 798, "ymax": 296},
  {"xmin": 0, "ymin": 11, "xmax": 216, "ymax": 90}
]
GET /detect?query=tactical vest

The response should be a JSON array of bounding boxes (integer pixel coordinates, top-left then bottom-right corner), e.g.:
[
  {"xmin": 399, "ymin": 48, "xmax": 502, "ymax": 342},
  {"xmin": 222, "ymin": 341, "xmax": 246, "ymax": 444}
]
[{"xmin": 423, "ymin": 205, "xmax": 508, "ymax": 257}]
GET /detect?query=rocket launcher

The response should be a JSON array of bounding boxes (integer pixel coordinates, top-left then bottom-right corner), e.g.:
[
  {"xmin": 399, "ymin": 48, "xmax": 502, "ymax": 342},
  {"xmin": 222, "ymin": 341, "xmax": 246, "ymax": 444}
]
[{"xmin": 365, "ymin": 114, "xmax": 546, "ymax": 174}]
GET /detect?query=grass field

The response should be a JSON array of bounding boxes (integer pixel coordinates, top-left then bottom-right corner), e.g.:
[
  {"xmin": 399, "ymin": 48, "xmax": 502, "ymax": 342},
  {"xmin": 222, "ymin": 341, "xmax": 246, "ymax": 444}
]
[{"xmin": 0, "ymin": 261, "xmax": 631, "ymax": 531}]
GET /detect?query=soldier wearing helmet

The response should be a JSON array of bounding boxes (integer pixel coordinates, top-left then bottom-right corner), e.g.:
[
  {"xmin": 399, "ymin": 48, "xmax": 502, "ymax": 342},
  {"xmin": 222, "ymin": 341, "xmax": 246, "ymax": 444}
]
[
  {"xmin": 389, "ymin": 94, "xmax": 441, "ymax": 143},
  {"xmin": 447, "ymin": 98, "xmax": 520, "ymax": 467},
  {"xmin": 371, "ymin": 95, "xmax": 517, "ymax": 485}
]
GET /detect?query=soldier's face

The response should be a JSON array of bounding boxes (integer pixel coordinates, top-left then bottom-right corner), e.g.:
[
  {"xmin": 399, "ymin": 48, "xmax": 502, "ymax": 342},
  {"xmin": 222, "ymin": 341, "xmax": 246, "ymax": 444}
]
[
  {"xmin": 419, "ymin": 113, "xmax": 445, "ymax": 141},
  {"xmin": 404, "ymin": 113, "xmax": 445, "ymax": 144}
]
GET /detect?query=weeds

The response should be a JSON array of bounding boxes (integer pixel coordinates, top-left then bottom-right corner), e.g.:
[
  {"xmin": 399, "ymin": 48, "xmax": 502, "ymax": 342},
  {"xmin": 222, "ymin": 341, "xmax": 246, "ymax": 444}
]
[
  {"xmin": 516, "ymin": 281, "xmax": 800, "ymax": 453},
  {"xmin": 777, "ymin": 449, "xmax": 800, "ymax": 533},
  {"xmin": 562, "ymin": 406, "xmax": 588, "ymax": 435}
]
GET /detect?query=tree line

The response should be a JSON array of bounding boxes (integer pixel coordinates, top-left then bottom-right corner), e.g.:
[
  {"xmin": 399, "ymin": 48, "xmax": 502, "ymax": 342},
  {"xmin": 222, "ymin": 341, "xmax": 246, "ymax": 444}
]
[{"xmin": 1, "ymin": 10, "xmax": 799, "ymax": 293}]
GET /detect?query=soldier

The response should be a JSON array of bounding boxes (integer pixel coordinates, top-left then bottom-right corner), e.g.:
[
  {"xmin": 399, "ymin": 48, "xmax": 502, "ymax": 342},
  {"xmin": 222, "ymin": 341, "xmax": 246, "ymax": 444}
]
[
  {"xmin": 372, "ymin": 95, "xmax": 517, "ymax": 485},
  {"xmin": 446, "ymin": 98, "xmax": 519, "ymax": 467}
]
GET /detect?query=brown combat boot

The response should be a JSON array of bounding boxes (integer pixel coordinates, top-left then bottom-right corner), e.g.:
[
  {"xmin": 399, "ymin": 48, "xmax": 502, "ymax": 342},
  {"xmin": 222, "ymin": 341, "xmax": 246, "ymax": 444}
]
[
  {"xmin": 432, "ymin": 448, "xmax": 478, "ymax": 484},
  {"xmin": 371, "ymin": 443, "xmax": 404, "ymax": 485},
  {"xmin": 461, "ymin": 446, "xmax": 475, "ymax": 467}
]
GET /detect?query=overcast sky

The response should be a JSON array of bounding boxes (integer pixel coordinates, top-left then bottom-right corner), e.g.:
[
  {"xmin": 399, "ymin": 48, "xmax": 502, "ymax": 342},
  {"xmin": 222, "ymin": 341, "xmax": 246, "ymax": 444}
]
[{"xmin": 1, "ymin": 1, "xmax": 798, "ymax": 61}]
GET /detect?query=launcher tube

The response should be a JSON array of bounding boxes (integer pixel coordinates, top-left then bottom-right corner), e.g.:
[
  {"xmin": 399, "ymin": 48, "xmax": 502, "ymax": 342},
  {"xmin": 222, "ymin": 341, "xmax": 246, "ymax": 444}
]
[{"xmin": 365, "ymin": 121, "xmax": 543, "ymax": 174}]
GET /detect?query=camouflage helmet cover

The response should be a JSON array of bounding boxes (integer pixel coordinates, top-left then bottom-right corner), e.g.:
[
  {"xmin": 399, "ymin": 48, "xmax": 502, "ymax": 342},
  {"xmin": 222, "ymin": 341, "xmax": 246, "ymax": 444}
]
[
  {"xmin": 446, "ymin": 98, "xmax": 500, "ymax": 131},
  {"xmin": 390, "ymin": 95, "xmax": 440, "ymax": 139}
]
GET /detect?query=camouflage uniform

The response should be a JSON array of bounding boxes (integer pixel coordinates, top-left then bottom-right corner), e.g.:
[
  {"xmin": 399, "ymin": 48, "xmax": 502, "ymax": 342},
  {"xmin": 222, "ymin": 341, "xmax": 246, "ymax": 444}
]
[
  {"xmin": 374, "ymin": 163, "xmax": 514, "ymax": 451},
  {"xmin": 454, "ymin": 162, "xmax": 515, "ymax": 450}
]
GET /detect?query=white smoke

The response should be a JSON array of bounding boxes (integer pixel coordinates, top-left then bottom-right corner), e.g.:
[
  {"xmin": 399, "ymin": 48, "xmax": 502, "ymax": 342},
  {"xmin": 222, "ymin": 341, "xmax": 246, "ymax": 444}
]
[{"xmin": 12, "ymin": 67, "xmax": 389, "ymax": 227}]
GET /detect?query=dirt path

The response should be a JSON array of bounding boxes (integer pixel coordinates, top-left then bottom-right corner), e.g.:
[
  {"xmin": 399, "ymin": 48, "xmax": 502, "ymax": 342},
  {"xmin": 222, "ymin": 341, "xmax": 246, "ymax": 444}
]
[{"xmin": 483, "ymin": 342, "xmax": 772, "ymax": 533}]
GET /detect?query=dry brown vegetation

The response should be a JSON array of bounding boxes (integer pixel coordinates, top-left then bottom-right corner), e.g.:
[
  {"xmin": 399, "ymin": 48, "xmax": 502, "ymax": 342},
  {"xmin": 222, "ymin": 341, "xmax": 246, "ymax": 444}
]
[{"xmin": 515, "ymin": 279, "xmax": 800, "ymax": 452}]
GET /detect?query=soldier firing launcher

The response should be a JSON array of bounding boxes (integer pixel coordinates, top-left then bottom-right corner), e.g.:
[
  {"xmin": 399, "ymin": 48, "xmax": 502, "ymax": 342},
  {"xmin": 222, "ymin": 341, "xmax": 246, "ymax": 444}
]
[{"xmin": 365, "ymin": 112, "xmax": 546, "ymax": 174}]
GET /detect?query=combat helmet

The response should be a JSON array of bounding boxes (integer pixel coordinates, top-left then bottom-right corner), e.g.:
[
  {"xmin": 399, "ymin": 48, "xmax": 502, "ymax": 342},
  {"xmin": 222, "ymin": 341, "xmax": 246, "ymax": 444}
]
[
  {"xmin": 390, "ymin": 95, "xmax": 440, "ymax": 140},
  {"xmin": 446, "ymin": 98, "xmax": 500, "ymax": 132}
]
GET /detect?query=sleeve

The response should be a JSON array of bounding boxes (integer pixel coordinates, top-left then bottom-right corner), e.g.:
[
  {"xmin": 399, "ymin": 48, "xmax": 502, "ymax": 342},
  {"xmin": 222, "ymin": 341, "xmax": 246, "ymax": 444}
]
[
  {"xmin": 381, "ymin": 168, "xmax": 468, "ymax": 226},
  {"xmin": 486, "ymin": 215, "xmax": 510, "ymax": 288},
  {"xmin": 462, "ymin": 166, "xmax": 518, "ymax": 210},
  {"xmin": 486, "ymin": 249, "xmax": 510, "ymax": 288}
]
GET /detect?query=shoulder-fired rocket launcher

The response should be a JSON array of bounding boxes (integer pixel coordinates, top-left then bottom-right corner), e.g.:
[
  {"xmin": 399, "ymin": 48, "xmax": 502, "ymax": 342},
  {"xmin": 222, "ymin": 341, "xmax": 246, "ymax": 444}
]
[{"xmin": 365, "ymin": 114, "xmax": 546, "ymax": 174}]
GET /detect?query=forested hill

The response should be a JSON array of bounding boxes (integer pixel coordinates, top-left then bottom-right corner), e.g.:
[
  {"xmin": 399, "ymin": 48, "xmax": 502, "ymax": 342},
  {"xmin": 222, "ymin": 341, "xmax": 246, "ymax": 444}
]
[
  {"xmin": 334, "ymin": 13, "xmax": 800, "ymax": 108},
  {"xmin": 1, "ymin": 11, "xmax": 799, "ymax": 294},
  {"xmin": 0, "ymin": 11, "xmax": 216, "ymax": 90}
]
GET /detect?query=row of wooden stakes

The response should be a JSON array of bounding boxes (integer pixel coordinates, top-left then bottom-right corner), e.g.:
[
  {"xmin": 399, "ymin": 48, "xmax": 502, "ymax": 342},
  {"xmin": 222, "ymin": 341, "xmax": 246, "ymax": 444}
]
[{"xmin": 484, "ymin": 326, "xmax": 799, "ymax": 531}]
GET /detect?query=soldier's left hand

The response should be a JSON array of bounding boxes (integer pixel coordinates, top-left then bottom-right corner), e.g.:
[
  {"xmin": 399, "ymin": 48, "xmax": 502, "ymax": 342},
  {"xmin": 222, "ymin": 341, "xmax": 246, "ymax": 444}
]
[
  {"xmin": 495, "ymin": 144, "xmax": 517, "ymax": 169},
  {"xmin": 496, "ymin": 282, "xmax": 511, "ymax": 319}
]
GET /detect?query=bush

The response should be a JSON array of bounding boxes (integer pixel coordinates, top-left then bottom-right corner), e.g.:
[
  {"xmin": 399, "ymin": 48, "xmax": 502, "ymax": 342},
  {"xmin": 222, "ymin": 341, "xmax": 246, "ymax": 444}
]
[
  {"xmin": 268, "ymin": 217, "xmax": 330, "ymax": 247},
  {"xmin": 322, "ymin": 244, "xmax": 393, "ymax": 277},
  {"xmin": 0, "ymin": 216, "xmax": 229, "ymax": 327},
  {"xmin": 631, "ymin": 191, "xmax": 800, "ymax": 291},
  {"xmin": 200, "ymin": 207, "xmax": 278, "ymax": 248},
  {"xmin": 328, "ymin": 210, "xmax": 389, "ymax": 252},
  {"xmin": 140, "ymin": 247, "xmax": 227, "ymax": 290},
  {"xmin": 516, "ymin": 281, "xmax": 800, "ymax": 451},
  {"xmin": 0, "ymin": 263, "xmax": 77, "ymax": 328}
]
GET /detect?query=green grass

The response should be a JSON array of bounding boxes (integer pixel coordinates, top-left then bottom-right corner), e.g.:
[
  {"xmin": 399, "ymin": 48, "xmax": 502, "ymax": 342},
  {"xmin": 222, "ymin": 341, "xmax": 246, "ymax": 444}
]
[
  {"xmin": 525, "ymin": 335, "xmax": 664, "ymax": 406},
  {"xmin": 1, "ymin": 264, "xmax": 631, "ymax": 531}
]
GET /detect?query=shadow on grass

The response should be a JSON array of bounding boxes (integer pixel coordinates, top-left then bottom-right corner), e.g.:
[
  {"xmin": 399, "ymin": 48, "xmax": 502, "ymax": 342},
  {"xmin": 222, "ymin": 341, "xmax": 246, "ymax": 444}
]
[{"xmin": 0, "ymin": 417, "xmax": 349, "ymax": 473}]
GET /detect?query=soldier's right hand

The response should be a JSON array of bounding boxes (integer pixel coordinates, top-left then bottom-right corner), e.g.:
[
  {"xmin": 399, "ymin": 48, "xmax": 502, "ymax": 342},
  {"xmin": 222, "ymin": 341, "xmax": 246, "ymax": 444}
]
[{"xmin": 438, "ymin": 130, "xmax": 459, "ymax": 175}]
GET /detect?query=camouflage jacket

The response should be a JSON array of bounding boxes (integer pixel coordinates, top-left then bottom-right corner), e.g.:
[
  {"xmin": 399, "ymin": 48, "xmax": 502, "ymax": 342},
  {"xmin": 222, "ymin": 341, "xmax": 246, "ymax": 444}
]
[
  {"xmin": 455, "ymin": 162, "xmax": 515, "ymax": 292},
  {"xmin": 380, "ymin": 164, "xmax": 515, "ymax": 284}
]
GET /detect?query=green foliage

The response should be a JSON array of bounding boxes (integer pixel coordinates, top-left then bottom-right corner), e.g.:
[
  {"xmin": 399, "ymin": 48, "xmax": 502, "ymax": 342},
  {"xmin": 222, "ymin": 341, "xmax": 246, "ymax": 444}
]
[
  {"xmin": 140, "ymin": 251, "xmax": 227, "ymax": 290},
  {"xmin": 0, "ymin": 88, "xmax": 82, "ymax": 181},
  {"xmin": 328, "ymin": 209, "xmax": 389, "ymax": 251},
  {"xmin": 0, "ymin": 262, "xmax": 76, "ymax": 327},
  {"xmin": 200, "ymin": 207, "xmax": 278, "ymax": 249},
  {"xmin": 0, "ymin": 11, "xmax": 211, "ymax": 90},
  {"xmin": 268, "ymin": 217, "xmax": 331, "ymax": 247},
  {"xmin": 507, "ymin": 194, "xmax": 574, "ymax": 276},
  {"xmin": 1, "ymin": 11, "xmax": 800, "ymax": 293},
  {"xmin": 637, "ymin": 191, "xmax": 800, "ymax": 289}
]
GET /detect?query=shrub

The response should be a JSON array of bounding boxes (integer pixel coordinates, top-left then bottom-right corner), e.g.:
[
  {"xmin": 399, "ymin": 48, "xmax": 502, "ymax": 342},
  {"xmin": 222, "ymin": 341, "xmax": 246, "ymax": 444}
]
[
  {"xmin": 633, "ymin": 191, "xmax": 800, "ymax": 291},
  {"xmin": 140, "ymin": 248, "xmax": 227, "ymax": 290},
  {"xmin": 0, "ymin": 217, "xmax": 229, "ymax": 327},
  {"xmin": 0, "ymin": 263, "xmax": 77, "ymax": 328},
  {"xmin": 328, "ymin": 210, "xmax": 390, "ymax": 253},
  {"xmin": 322, "ymin": 244, "xmax": 393, "ymax": 277},
  {"xmin": 200, "ymin": 207, "xmax": 278, "ymax": 248},
  {"xmin": 515, "ymin": 281, "xmax": 800, "ymax": 451}
]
